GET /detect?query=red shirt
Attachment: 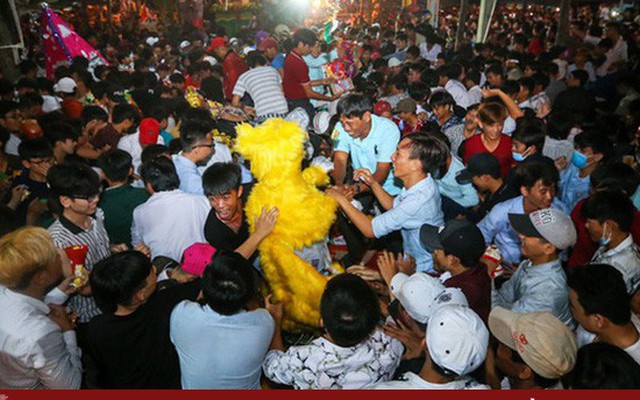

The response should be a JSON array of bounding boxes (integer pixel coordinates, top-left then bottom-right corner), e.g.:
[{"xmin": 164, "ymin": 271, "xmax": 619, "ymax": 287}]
[
  {"xmin": 568, "ymin": 198, "xmax": 640, "ymax": 268},
  {"xmin": 463, "ymin": 134, "xmax": 513, "ymax": 178},
  {"xmin": 444, "ymin": 265, "xmax": 491, "ymax": 324},
  {"xmin": 283, "ymin": 50, "xmax": 310, "ymax": 100},
  {"xmin": 222, "ymin": 50, "xmax": 248, "ymax": 101}
]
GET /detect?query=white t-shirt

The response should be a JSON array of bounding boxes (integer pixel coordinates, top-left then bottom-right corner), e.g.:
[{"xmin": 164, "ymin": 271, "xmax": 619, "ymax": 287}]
[
  {"xmin": 577, "ymin": 313, "xmax": 640, "ymax": 364},
  {"xmin": 370, "ymin": 372, "xmax": 489, "ymax": 389}
]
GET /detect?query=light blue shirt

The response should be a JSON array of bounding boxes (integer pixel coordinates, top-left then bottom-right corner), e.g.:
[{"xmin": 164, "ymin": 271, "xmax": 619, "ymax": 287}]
[
  {"xmin": 559, "ymin": 163, "xmax": 591, "ymax": 212},
  {"xmin": 372, "ymin": 176, "xmax": 444, "ymax": 273},
  {"xmin": 334, "ymin": 114, "xmax": 402, "ymax": 196},
  {"xmin": 172, "ymin": 154, "xmax": 204, "ymax": 195},
  {"xmin": 436, "ymin": 155, "xmax": 479, "ymax": 208},
  {"xmin": 492, "ymin": 258, "xmax": 575, "ymax": 328},
  {"xmin": 170, "ymin": 301, "xmax": 275, "ymax": 389},
  {"xmin": 478, "ymin": 196, "xmax": 566, "ymax": 265}
]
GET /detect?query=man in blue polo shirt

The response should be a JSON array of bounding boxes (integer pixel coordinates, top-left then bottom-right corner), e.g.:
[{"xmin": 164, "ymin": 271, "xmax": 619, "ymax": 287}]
[
  {"xmin": 327, "ymin": 133, "xmax": 448, "ymax": 273},
  {"xmin": 332, "ymin": 93, "xmax": 402, "ymax": 198}
]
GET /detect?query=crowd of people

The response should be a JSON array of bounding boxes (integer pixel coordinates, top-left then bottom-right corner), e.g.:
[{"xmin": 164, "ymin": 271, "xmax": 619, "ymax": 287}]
[{"xmin": 1, "ymin": 0, "xmax": 640, "ymax": 390}]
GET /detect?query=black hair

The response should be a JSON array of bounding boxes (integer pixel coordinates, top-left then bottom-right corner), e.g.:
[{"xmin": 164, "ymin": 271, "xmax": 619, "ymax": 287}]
[
  {"xmin": 0, "ymin": 125, "xmax": 8, "ymax": 152},
  {"xmin": 582, "ymin": 190, "xmax": 635, "ymax": 233},
  {"xmin": 147, "ymin": 105, "xmax": 169, "ymax": 122},
  {"xmin": 517, "ymin": 77, "xmax": 535, "ymax": 96},
  {"xmin": 406, "ymin": 45, "xmax": 420, "ymax": 59},
  {"xmin": 395, "ymin": 32, "xmax": 408, "ymax": 42},
  {"xmin": 169, "ymin": 73, "xmax": 186, "ymax": 84},
  {"xmin": 568, "ymin": 264, "xmax": 630, "ymax": 325},
  {"xmin": 515, "ymin": 159, "xmax": 559, "ymax": 190},
  {"xmin": 47, "ymin": 161, "xmax": 100, "ymax": 207},
  {"xmin": 140, "ymin": 156, "xmax": 180, "ymax": 192},
  {"xmin": 485, "ymin": 64, "xmax": 504, "ymax": 77},
  {"xmin": 509, "ymin": 347, "xmax": 559, "ymax": 388},
  {"xmin": 569, "ymin": 70, "xmax": 589, "ymax": 87},
  {"xmin": 90, "ymin": 251, "xmax": 153, "ymax": 313},
  {"xmin": 140, "ymin": 144, "xmax": 170, "ymax": 166},
  {"xmin": 428, "ymin": 90, "xmax": 455, "ymax": 109},
  {"xmin": 180, "ymin": 107, "xmax": 217, "ymax": 132},
  {"xmin": 45, "ymin": 123, "xmax": 79, "ymax": 147},
  {"xmin": 574, "ymin": 130, "xmax": 613, "ymax": 160},
  {"xmin": 246, "ymin": 50, "xmax": 268, "ymax": 68},
  {"xmin": 292, "ymin": 28, "xmax": 317, "ymax": 47},
  {"xmin": 512, "ymin": 116, "xmax": 546, "ymax": 151},
  {"xmin": 201, "ymin": 250, "xmax": 255, "ymax": 315},
  {"xmin": 336, "ymin": 93, "xmax": 372, "ymax": 118},
  {"xmin": 81, "ymin": 105, "xmax": 108, "ymax": 127},
  {"xmin": 179, "ymin": 122, "xmax": 211, "ymax": 151},
  {"xmin": 97, "ymin": 149, "xmax": 133, "ymax": 182},
  {"xmin": 590, "ymin": 162, "xmax": 640, "ymax": 196},
  {"xmin": 0, "ymin": 100, "xmax": 19, "ymax": 119},
  {"xmin": 465, "ymin": 69, "xmax": 481, "ymax": 86},
  {"xmin": 320, "ymin": 274, "xmax": 380, "ymax": 348},
  {"xmin": 18, "ymin": 139, "xmax": 54, "ymax": 161},
  {"xmin": 202, "ymin": 162, "xmax": 242, "ymax": 196},
  {"xmin": 111, "ymin": 103, "xmax": 138, "ymax": 125},
  {"xmin": 531, "ymin": 72, "xmax": 550, "ymax": 92},
  {"xmin": 501, "ymin": 80, "xmax": 520, "ymax": 97},
  {"xmin": 545, "ymin": 111, "xmax": 574, "ymax": 140},
  {"xmin": 571, "ymin": 342, "xmax": 640, "ymax": 389},
  {"xmin": 408, "ymin": 82, "xmax": 430, "ymax": 103},
  {"xmin": 403, "ymin": 132, "xmax": 449, "ymax": 174}
]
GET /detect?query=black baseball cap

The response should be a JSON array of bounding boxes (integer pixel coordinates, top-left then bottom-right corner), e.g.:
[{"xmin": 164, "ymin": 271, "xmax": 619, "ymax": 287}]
[
  {"xmin": 456, "ymin": 152, "xmax": 501, "ymax": 185},
  {"xmin": 420, "ymin": 219, "xmax": 487, "ymax": 266}
]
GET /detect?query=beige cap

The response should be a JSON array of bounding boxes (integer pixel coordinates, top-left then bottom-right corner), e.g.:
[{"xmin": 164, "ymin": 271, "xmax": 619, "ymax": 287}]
[{"xmin": 488, "ymin": 307, "xmax": 577, "ymax": 379}]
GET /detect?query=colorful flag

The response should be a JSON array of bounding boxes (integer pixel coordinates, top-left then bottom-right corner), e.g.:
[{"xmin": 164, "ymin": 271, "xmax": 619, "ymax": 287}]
[{"xmin": 41, "ymin": 7, "xmax": 108, "ymax": 80}]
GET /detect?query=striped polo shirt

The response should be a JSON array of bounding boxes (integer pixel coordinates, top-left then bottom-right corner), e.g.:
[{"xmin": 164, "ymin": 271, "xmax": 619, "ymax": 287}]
[{"xmin": 232, "ymin": 66, "xmax": 289, "ymax": 118}]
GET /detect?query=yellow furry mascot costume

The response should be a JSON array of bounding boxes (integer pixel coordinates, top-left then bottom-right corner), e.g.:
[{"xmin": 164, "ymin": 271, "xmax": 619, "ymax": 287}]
[{"xmin": 235, "ymin": 118, "xmax": 341, "ymax": 330}]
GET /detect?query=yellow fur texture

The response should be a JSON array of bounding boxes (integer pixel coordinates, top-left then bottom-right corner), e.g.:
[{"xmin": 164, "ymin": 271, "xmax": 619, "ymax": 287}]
[{"xmin": 235, "ymin": 119, "xmax": 339, "ymax": 330}]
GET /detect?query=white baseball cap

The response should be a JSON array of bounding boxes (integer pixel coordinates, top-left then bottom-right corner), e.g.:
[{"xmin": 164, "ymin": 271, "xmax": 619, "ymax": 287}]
[
  {"xmin": 179, "ymin": 40, "xmax": 191, "ymax": 50},
  {"xmin": 390, "ymin": 272, "xmax": 469, "ymax": 324},
  {"xmin": 313, "ymin": 111, "xmax": 331, "ymax": 135},
  {"xmin": 388, "ymin": 57, "xmax": 403, "ymax": 68},
  {"xmin": 53, "ymin": 77, "xmax": 77, "ymax": 94},
  {"xmin": 426, "ymin": 304, "xmax": 489, "ymax": 376}
]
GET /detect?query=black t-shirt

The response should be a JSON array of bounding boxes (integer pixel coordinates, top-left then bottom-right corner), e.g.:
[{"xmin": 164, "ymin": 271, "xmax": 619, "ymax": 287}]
[
  {"xmin": 86, "ymin": 279, "xmax": 201, "ymax": 389},
  {"xmin": 204, "ymin": 209, "xmax": 252, "ymax": 255},
  {"xmin": 474, "ymin": 182, "xmax": 518, "ymax": 222},
  {"xmin": 6, "ymin": 171, "xmax": 49, "ymax": 225}
]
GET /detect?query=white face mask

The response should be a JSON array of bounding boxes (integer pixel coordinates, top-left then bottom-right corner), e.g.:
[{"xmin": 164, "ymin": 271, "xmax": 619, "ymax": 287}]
[{"xmin": 166, "ymin": 116, "xmax": 176, "ymax": 131}]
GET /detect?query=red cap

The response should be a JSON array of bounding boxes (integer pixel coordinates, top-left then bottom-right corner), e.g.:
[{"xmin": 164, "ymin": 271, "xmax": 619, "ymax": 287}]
[
  {"xmin": 139, "ymin": 118, "xmax": 161, "ymax": 145},
  {"xmin": 373, "ymin": 101, "xmax": 392, "ymax": 116},
  {"xmin": 258, "ymin": 37, "xmax": 278, "ymax": 51},
  {"xmin": 207, "ymin": 37, "xmax": 227, "ymax": 52}
]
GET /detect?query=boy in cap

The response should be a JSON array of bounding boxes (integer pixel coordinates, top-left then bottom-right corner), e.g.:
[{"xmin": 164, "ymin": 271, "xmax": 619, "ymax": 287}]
[
  {"xmin": 117, "ymin": 117, "xmax": 164, "ymax": 183},
  {"xmin": 207, "ymin": 37, "xmax": 248, "ymax": 101},
  {"xmin": 476, "ymin": 159, "xmax": 567, "ymax": 265},
  {"xmin": 456, "ymin": 152, "xmax": 518, "ymax": 222},
  {"xmin": 493, "ymin": 208, "xmax": 576, "ymax": 327},
  {"xmin": 372, "ymin": 304, "xmax": 490, "ymax": 389},
  {"xmin": 488, "ymin": 307, "xmax": 578, "ymax": 389},
  {"xmin": 395, "ymin": 97, "xmax": 423, "ymax": 136},
  {"xmin": 420, "ymin": 219, "xmax": 491, "ymax": 322}
]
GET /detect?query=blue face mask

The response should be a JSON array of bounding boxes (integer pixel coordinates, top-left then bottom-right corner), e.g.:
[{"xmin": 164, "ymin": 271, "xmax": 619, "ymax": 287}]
[
  {"xmin": 572, "ymin": 150, "xmax": 588, "ymax": 169},
  {"xmin": 599, "ymin": 222, "xmax": 612, "ymax": 248},
  {"xmin": 512, "ymin": 151, "xmax": 525, "ymax": 162}
]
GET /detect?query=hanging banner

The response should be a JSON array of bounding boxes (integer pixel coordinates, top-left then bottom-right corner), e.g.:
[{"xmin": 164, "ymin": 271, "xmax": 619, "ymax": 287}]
[{"xmin": 41, "ymin": 6, "xmax": 109, "ymax": 80}]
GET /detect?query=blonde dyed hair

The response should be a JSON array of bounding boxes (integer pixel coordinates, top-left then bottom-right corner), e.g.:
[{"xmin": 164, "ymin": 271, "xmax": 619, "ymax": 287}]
[
  {"xmin": 478, "ymin": 102, "xmax": 508, "ymax": 125},
  {"xmin": 0, "ymin": 227, "xmax": 58, "ymax": 289}
]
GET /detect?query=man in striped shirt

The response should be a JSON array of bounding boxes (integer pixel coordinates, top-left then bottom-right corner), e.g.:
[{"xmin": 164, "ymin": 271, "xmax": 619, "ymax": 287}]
[{"xmin": 232, "ymin": 51, "xmax": 288, "ymax": 124}]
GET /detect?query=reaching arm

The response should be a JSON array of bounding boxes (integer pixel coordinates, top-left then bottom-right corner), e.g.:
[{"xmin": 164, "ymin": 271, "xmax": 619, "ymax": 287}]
[
  {"xmin": 331, "ymin": 150, "xmax": 349, "ymax": 185},
  {"xmin": 326, "ymin": 187, "xmax": 375, "ymax": 238},
  {"xmin": 482, "ymin": 87, "xmax": 524, "ymax": 120},
  {"xmin": 234, "ymin": 207, "xmax": 279, "ymax": 259},
  {"xmin": 353, "ymin": 168, "xmax": 395, "ymax": 211}
]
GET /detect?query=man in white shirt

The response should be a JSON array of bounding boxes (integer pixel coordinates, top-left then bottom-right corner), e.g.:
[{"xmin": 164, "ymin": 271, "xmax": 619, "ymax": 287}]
[
  {"xmin": 419, "ymin": 34, "xmax": 442, "ymax": 66},
  {"xmin": 132, "ymin": 157, "xmax": 210, "ymax": 261},
  {"xmin": 117, "ymin": 117, "xmax": 164, "ymax": 183},
  {"xmin": 172, "ymin": 122, "xmax": 216, "ymax": 195},
  {"xmin": 597, "ymin": 22, "xmax": 628, "ymax": 77},
  {"xmin": 0, "ymin": 227, "xmax": 81, "ymax": 389},
  {"xmin": 437, "ymin": 64, "xmax": 470, "ymax": 109}
]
